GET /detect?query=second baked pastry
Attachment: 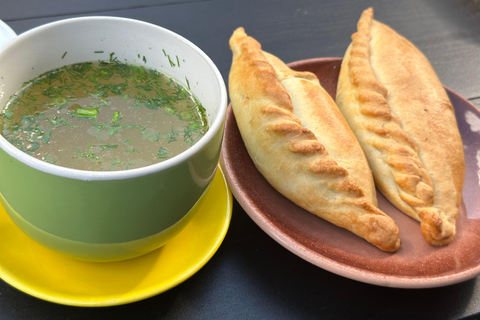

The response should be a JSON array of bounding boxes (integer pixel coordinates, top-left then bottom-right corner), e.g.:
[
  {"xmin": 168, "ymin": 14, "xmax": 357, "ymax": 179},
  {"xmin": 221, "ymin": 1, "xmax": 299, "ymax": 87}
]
[{"xmin": 336, "ymin": 8, "xmax": 465, "ymax": 246}]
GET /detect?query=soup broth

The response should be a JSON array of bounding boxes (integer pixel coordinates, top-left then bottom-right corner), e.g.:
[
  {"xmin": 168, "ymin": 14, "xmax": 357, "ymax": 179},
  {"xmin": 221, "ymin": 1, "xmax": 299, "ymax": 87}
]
[{"xmin": 0, "ymin": 61, "xmax": 208, "ymax": 171}]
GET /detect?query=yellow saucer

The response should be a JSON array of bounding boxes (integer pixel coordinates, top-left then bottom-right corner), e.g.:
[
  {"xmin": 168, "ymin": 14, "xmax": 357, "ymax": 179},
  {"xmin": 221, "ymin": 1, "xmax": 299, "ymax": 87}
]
[{"xmin": 0, "ymin": 167, "xmax": 232, "ymax": 307}]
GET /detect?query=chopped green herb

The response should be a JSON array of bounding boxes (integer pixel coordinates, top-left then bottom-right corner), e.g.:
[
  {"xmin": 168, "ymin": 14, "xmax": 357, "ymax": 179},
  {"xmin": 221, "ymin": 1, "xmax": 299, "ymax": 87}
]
[
  {"xmin": 109, "ymin": 158, "xmax": 135, "ymax": 170},
  {"xmin": 74, "ymin": 145, "xmax": 100, "ymax": 161},
  {"xmin": 112, "ymin": 111, "xmax": 121, "ymax": 123},
  {"xmin": 168, "ymin": 55, "xmax": 176, "ymax": 67},
  {"xmin": 179, "ymin": 110, "xmax": 193, "ymax": 121},
  {"xmin": 47, "ymin": 116, "xmax": 75, "ymax": 128},
  {"xmin": 53, "ymin": 97, "xmax": 68, "ymax": 106},
  {"xmin": 157, "ymin": 147, "xmax": 172, "ymax": 160},
  {"xmin": 98, "ymin": 68, "xmax": 113, "ymax": 79},
  {"xmin": 76, "ymin": 107, "xmax": 99, "ymax": 118},
  {"xmin": 87, "ymin": 74, "xmax": 99, "ymax": 83},
  {"xmin": 188, "ymin": 122, "xmax": 203, "ymax": 131},
  {"xmin": 43, "ymin": 155, "xmax": 57, "ymax": 164},
  {"xmin": 96, "ymin": 144, "xmax": 119, "ymax": 151},
  {"xmin": 109, "ymin": 52, "xmax": 117, "ymax": 63},
  {"xmin": 164, "ymin": 106, "xmax": 176, "ymax": 115},
  {"xmin": 140, "ymin": 128, "xmax": 160, "ymax": 142},
  {"xmin": 162, "ymin": 126, "xmax": 180, "ymax": 143}
]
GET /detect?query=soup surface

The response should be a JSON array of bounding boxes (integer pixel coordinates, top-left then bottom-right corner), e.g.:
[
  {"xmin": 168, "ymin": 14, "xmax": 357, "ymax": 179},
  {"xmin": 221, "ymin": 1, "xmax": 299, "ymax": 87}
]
[{"xmin": 1, "ymin": 60, "xmax": 208, "ymax": 171}]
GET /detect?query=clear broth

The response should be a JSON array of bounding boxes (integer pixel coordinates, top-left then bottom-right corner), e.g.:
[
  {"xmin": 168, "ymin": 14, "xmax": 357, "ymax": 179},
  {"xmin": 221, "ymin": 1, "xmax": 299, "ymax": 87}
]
[{"xmin": 1, "ymin": 61, "xmax": 208, "ymax": 171}]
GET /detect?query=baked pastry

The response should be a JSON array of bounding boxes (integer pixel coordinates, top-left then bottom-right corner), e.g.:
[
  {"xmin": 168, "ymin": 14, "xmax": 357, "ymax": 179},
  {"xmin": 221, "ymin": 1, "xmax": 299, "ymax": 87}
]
[
  {"xmin": 336, "ymin": 8, "xmax": 465, "ymax": 246},
  {"xmin": 228, "ymin": 27, "xmax": 401, "ymax": 252}
]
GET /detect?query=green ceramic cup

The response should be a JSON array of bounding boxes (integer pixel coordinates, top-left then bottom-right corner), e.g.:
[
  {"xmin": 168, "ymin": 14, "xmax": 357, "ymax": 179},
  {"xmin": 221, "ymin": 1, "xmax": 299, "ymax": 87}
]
[{"xmin": 0, "ymin": 17, "xmax": 227, "ymax": 261}]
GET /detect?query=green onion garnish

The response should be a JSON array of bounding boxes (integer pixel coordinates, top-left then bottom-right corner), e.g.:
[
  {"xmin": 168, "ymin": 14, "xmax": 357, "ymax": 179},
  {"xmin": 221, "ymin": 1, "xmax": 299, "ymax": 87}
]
[
  {"xmin": 112, "ymin": 110, "xmax": 120, "ymax": 123},
  {"xmin": 76, "ymin": 107, "xmax": 99, "ymax": 118}
]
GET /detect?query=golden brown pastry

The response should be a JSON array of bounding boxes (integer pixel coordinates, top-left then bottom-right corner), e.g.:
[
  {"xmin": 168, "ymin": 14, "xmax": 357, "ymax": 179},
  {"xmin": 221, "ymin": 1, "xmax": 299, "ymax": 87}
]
[
  {"xmin": 228, "ymin": 27, "xmax": 401, "ymax": 252},
  {"xmin": 336, "ymin": 8, "xmax": 465, "ymax": 246}
]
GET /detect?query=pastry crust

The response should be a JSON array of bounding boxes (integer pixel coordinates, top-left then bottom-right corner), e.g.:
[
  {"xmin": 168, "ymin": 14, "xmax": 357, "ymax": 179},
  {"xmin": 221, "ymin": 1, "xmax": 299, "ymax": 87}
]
[
  {"xmin": 336, "ymin": 8, "xmax": 465, "ymax": 246},
  {"xmin": 228, "ymin": 27, "xmax": 401, "ymax": 252}
]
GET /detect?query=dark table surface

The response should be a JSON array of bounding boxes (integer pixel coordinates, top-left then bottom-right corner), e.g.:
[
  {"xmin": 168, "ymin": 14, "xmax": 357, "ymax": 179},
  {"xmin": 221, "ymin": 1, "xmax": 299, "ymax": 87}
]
[{"xmin": 1, "ymin": 0, "xmax": 480, "ymax": 319}]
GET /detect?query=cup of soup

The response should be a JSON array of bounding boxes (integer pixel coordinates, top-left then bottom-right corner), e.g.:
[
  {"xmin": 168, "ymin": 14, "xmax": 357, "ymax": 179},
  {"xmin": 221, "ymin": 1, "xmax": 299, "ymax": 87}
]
[{"xmin": 0, "ymin": 17, "xmax": 227, "ymax": 261}]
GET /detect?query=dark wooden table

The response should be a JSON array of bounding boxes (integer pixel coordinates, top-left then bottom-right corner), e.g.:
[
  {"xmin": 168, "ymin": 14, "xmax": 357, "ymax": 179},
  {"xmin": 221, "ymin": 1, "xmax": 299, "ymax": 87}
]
[{"xmin": 1, "ymin": 0, "xmax": 480, "ymax": 319}]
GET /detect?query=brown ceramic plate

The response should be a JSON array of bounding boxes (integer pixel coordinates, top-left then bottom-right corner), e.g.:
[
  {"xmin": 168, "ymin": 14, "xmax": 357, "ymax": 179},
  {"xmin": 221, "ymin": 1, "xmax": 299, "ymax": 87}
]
[{"xmin": 220, "ymin": 57, "xmax": 480, "ymax": 288}]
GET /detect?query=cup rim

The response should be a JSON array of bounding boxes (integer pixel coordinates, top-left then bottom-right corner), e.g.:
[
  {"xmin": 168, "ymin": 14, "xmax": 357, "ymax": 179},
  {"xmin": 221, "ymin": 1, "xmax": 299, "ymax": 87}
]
[{"xmin": 0, "ymin": 16, "xmax": 227, "ymax": 181}]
